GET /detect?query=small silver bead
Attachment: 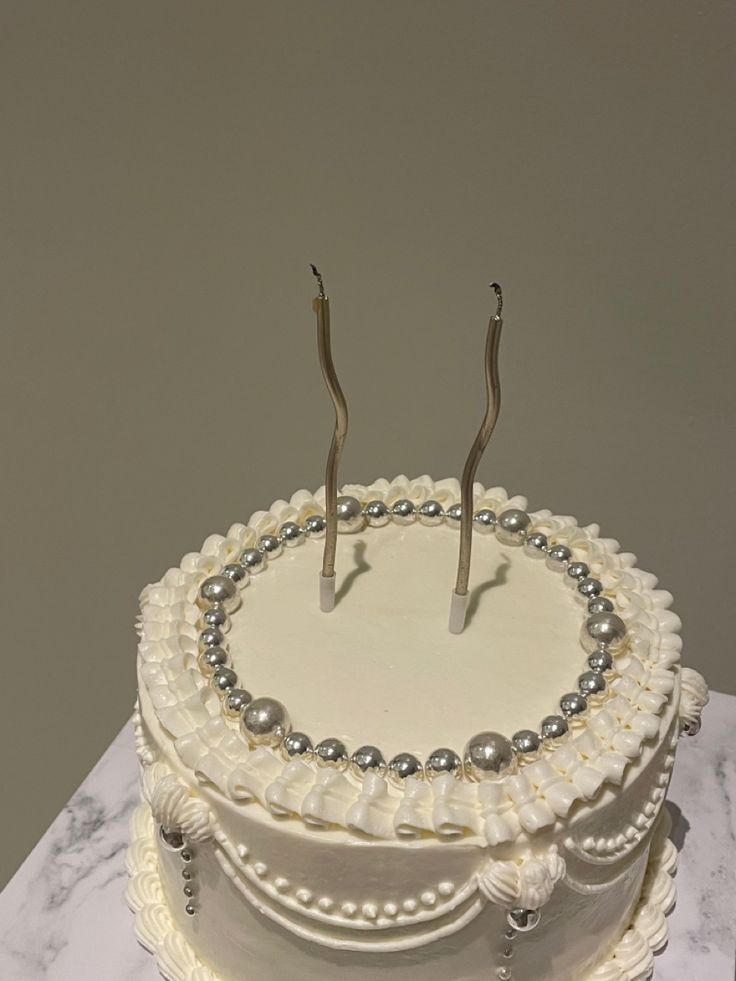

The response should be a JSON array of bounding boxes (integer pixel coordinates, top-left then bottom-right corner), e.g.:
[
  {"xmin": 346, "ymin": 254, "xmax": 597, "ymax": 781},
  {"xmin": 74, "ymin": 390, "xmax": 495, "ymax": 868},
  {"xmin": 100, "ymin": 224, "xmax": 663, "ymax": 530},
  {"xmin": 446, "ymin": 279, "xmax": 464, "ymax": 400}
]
[
  {"xmin": 419, "ymin": 500, "xmax": 445, "ymax": 526},
  {"xmin": 540, "ymin": 714, "xmax": 569, "ymax": 741},
  {"xmin": 464, "ymin": 732, "xmax": 516, "ymax": 781},
  {"xmin": 577, "ymin": 577, "xmax": 603, "ymax": 600},
  {"xmin": 198, "ymin": 627, "xmax": 224, "ymax": 651},
  {"xmin": 425, "ymin": 747, "xmax": 462, "ymax": 780},
  {"xmin": 198, "ymin": 646, "xmax": 228, "ymax": 676},
  {"xmin": 199, "ymin": 575, "xmax": 238, "ymax": 611},
  {"xmin": 364, "ymin": 500, "xmax": 390, "ymax": 527},
  {"xmin": 496, "ymin": 508, "xmax": 531, "ymax": 546},
  {"xmin": 241, "ymin": 547, "xmax": 267, "ymax": 573},
  {"xmin": 473, "ymin": 508, "xmax": 496, "ymax": 534},
  {"xmin": 350, "ymin": 745, "xmax": 386, "ymax": 778},
  {"xmin": 560, "ymin": 692, "xmax": 588, "ymax": 718},
  {"xmin": 202, "ymin": 604, "xmax": 229, "ymax": 630},
  {"xmin": 185, "ymin": 903, "xmax": 196, "ymax": 916},
  {"xmin": 512, "ymin": 729, "xmax": 541, "ymax": 757},
  {"xmin": 281, "ymin": 731, "xmax": 314, "ymax": 761},
  {"xmin": 304, "ymin": 513, "xmax": 327, "ymax": 537},
  {"xmin": 524, "ymin": 531, "xmax": 548, "ymax": 557},
  {"xmin": 588, "ymin": 595, "xmax": 614, "ymax": 615},
  {"xmin": 566, "ymin": 561, "xmax": 590, "ymax": 582},
  {"xmin": 159, "ymin": 826, "xmax": 185, "ymax": 851},
  {"xmin": 182, "ymin": 868, "xmax": 192, "ymax": 881},
  {"xmin": 507, "ymin": 908, "xmax": 540, "ymax": 932},
  {"xmin": 446, "ymin": 503, "xmax": 463, "ymax": 526},
  {"xmin": 222, "ymin": 563, "xmax": 249, "ymax": 588},
  {"xmin": 497, "ymin": 968, "xmax": 512, "ymax": 981},
  {"xmin": 315, "ymin": 737, "xmax": 349, "ymax": 769},
  {"xmin": 581, "ymin": 612, "xmax": 627, "ymax": 653},
  {"xmin": 392, "ymin": 498, "xmax": 417, "ymax": 524},
  {"xmin": 387, "ymin": 752, "xmax": 424, "ymax": 785},
  {"xmin": 211, "ymin": 666, "xmax": 238, "ymax": 695},
  {"xmin": 578, "ymin": 671, "xmax": 607, "ymax": 696},
  {"xmin": 546, "ymin": 544, "xmax": 572, "ymax": 570},
  {"xmin": 336, "ymin": 495, "xmax": 366, "ymax": 532},
  {"xmin": 181, "ymin": 849, "xmax": 193, "ymax": 863},
  {"xmin": 588, "ymin": 649, "xmax": 613, "ymax": 673},
  {"xmin": 258, "ymin": 534, "xmax": 282, "ymax": 558},
  {"xmin": 241, "ymin": 697, "xmax": 291, "ymax": 747},
  {"xmin": 223, "ymin": 688, "xmax": 252, "ymax": 718},
  {"xmin": 279, "ymin": 520, "xmax": 305, "ymax": 547},
  {"xmin": 504, "ymin": 927, "xmax": 517, "ymax": 941},
  {"xmin": 183, "ymin": 884, "xmax": 194, "ymax": 898}
]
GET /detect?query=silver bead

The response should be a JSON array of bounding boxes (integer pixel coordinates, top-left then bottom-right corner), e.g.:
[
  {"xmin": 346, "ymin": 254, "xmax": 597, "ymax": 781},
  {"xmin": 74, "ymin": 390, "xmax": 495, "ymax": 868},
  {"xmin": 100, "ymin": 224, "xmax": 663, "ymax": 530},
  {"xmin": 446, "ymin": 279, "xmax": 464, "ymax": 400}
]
[
  {"xmin": 241, "ymin": 547, "xmax": 267, "ymax": 574},
  {"xmin": 182, "ymin": 868, "xmax": 192, "ymax": 880},
  {"xmin": 364, "ymin": 500, "xmax": 390, "ymax": 527},
  {"xmin": 279, "ymin": 520, "xmax": 305, "ymax": 547},
  {"xmin": 185, "ymin": 903, "xmax": 196, "ymax": 916},
  {"xmin": 336, "ymin": 495, "xmax": 365, "ymax": 532},
  {"xmin": 199, "ymin": 575, "xmax": 238, "ymax": 611},
  {"xmin": 198, "ymin": 646, "xmax": 228, "ymax": 676},
  {"xmin": 202, "ymin": 604, "xmax": 229, "ymax": 630},
  {"xmin": 560, "ymin": 692, "xmax": 588, "ymax": 718},
  {"xmin": 391, "ymin": 498, "xmax": 417, "ymax": 524},
  {"xmin": 473, "ymin": 508, "xmax": 496, "ymax": 534},
  {"xmin": 181, "ymin": 848, "xmax": 193, "ymax": 862},
  {"xmin": 198, "ymin": 627, "xmax": 224, "ymax": 651},
  {"xmin": 497, "ymin": 969, "xmax": 512, "ymax": 981},
  {"xmin": 588, "ymin": 595, "xmax": 614, "ymax": 615},
  {"xmin": 577, "ymin": 577, "xmax": 603, "ymax": 600},
  {"xmin": 281, "ymin": 731, "xmax": 314, "ymax": 761},
  {"xmin": 507, "ymin": 908, "xmax": 540, "ymax": 932},
  {"xmin": 304, "ymin": 514, "xmax": 327, "ymax": 537},
  {"xmin": 581, "ymin": 612, "xmax": 627, "ymax": 653},
  {"xmin": 387, "ymin": 752, "xmax": 424, "ymax": 785},
  {"xmin": 211, "ymin": 666, "xmax": 238, "ymax": 695},
  {"xmin": 512, "ymin": 729, "xmax": 541, "ymax": 757},
  {"xmin": 425, "ymin": 747, "xmax": 462, "ymax": 780},
  {"xmin": 524, "ymin": 531, "xmax": 548, "ymax": 557},
  {"xmin": 315, "ymin": 737, "xmax": 349, "ymax": 769},
  {"xmin": 223, "ymin": 688, "xmax": 252, "ymax": 718},
  {"xmin": 588, "ymin": 649, "xmax": 613, "ymax": 673},
  {"xmin": 419, "ymin": 500, "xmax": 445, "ymax": 526},
  {"xmin": 496, "ymin": 509, "xmax": 531, "ymax": 546},
  {"xmin": 241, "ymin": 697, "xmax": 291, "ymax": 747},
  {"xmin": 258, "ymin": 534, "xmax": 282, "ymax": 558},
  {"xmin": 183, "ymin": 884, "xmax": 194, "ymax": 898},
  {"xmin": 222, "ymin": 563, "xmax": 249, "ymax": 588},
  {"xmin": 159, "ymin": 826, "xmax": 185, "ymax": 851},
  {"xmin": 681, "ymin": 717, "xmax": 702, "ymax": 737},
  {"xmin": 546, "ymin": 544, "xmax": 572, "ymax": 570},
  {"xmin": 446, "ymin": 503, "xmax": 463, "ymax": 526},
  {"xmin": 578, "ymin": 671, "xmax": 607, "ymax": 696},
  {"xmin": 350, "ymin": 745, "xmax": 386, "ymax": 778},
  {"xmin": 566, "ymin": 561, "xmax": 590, "ymax": 582},
  {"xmin": 540, "ymin": 714, "xmax": 569, "ymax": 740},
  {"xmin": 464, "ymin": 731, "xmax": 516, "ymax": 781}
]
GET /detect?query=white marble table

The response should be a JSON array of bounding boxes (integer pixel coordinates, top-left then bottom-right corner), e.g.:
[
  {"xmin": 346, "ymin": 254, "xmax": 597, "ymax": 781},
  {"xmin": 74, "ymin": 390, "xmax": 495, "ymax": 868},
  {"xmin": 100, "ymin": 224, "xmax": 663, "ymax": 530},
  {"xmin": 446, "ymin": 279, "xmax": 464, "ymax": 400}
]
[{"xmin": 1, "ymin": 693, "xmax": 734, "ymax": 981}]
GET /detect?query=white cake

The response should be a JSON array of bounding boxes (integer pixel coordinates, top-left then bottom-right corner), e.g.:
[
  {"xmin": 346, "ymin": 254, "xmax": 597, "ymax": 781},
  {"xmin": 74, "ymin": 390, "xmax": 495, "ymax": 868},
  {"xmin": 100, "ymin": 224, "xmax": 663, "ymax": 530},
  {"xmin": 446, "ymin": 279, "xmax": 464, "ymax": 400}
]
[{"xmin": 128, "ymin": 475, "xmax": 709, "ymax": 981}]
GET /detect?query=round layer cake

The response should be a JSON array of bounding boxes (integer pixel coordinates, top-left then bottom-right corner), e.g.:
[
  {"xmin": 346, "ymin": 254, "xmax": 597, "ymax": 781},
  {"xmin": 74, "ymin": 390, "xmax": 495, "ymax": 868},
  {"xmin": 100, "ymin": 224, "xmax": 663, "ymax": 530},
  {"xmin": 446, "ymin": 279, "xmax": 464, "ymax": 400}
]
[{"xmin": 128, "ymin": 475, "xmax": 708, "ymax": 981}]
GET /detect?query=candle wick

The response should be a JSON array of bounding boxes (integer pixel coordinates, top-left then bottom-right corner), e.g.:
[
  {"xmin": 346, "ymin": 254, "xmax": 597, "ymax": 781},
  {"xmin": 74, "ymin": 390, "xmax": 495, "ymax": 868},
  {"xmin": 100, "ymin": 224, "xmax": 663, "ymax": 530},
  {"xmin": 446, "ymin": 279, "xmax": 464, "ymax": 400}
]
[{"xmin": 310, "ymin": 263, "xmax": 326, "ymax": 299}]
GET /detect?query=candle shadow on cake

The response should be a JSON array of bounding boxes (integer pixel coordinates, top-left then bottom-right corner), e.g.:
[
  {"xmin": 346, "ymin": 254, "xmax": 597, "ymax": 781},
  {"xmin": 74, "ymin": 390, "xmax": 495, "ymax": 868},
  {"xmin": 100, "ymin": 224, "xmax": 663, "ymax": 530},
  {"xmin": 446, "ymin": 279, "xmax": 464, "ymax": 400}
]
[
  {"xmin": 465, "ymin": 557, "xmax": 511, "ymax": 627},
  {"xmin": 334, "ymin": 539, "xmax": 371, "ymax": 606}
]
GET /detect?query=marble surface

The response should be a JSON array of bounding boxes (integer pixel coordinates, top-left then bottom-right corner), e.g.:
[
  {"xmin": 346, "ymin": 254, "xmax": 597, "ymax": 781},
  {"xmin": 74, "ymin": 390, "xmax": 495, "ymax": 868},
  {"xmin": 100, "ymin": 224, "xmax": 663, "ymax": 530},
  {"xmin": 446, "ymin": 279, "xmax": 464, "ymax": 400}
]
[{"xmin": 1, "ymin": 693, "xmax": 734, "ymax": 981}]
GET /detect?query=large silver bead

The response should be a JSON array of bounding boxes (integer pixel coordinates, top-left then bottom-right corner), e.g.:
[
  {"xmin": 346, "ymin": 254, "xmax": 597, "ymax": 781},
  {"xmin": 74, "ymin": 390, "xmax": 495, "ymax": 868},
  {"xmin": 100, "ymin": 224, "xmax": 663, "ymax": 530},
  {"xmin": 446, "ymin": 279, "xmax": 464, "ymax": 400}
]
[
  {"xmin": 392, "ymin": 499, "xmax": 417, "ymax": 524},
  {"xmin": 588, "ymin": 649, "xmax": 613, "ymax": 673},
  {"xmin": 540, "ymin": 714, "xmax": 569, "ymax": 741},
  {"xmin": 241, "ymin": 548, "xmax": 267, "ymax": 574},
  {"xmin": 281, "ymin": 731, "xmax": 314, "ymax": 761},
  {"xmin": 507, "ymin": 908, "xmax": 540, "ymax": 932},
  {"xmin": 202, "ymin": 604, "xmax": 229, "ymax": 630},
  {"xmin": 681, "ymin": 717, "xmax": 702, "ymax": 737},
  {"xmin": 512, "ymin": 729, "xmax": 541, "ymax": 757},
  {"xmin": 223, "ymin": 688, "xmax": 252, "ymax": 718},
  {"xmin": 524, "ymin": 531, "xmax": 548, "ymax": 557},
  {"xmin": 258, "ymin": 534, "xmax": 282, "ymax": 558},
  {"xmin": 350, "ymin": 745, "xmax": 386, "ymax": 779},
  {"xmin": 588, "ymin": 595, "xmax": 614, "ymax": 615},
  {"xmin": 581, "ymin": 612, "xmax": 627, "ymax": 653},
  {"xmin": 546, "ymin": 544, "xmax": 572, "ymax": 570},
  {"xmin": 315, "ymin": 737, "xmax": 349, "ymax": 769},
  {"xmin": 464, "ymin": 732, "xmax": 516, "ymax": 781},
  {"xmin": 560, "ymin": 692, "xmax": 588, "ymax": 718},
  {"xmin": 198, "ymin": 626, "xmax": 224, "ymax": 651},
  {"xmin": 577, "ymin": 577, "xmax": 603, "ymax": 600},
  {"xmin": 211, "ymin": 666, "xmax": 238, "ymax": 695},
  {"xmin": 425, "ymin": 747, "xmax": 462, "ymax": 780},
  {"xmin": 199, "ymin": 575, "xmax": 238, "ymax": 611},
  {"xmin": 304, "ymin": 514, "xmax": 327, "ymax": 537},
  {"xmin": 566, "ymin": 561, "xmax": 590, "ymax": 582},
  {"xmin": 419, "ymin": 500, "xmax": 445, "ymax": 526},
  {"xmin": 473, "ymin": 508, "xmax": 496, "ymax": 534},
  {"xmin": 198, "ymin": 646, "xmax": 228, "ymax": 676},
  {"xmin": 446, "ymin": 503, "xmax": 463, "ymax": 527},
  {"xmin": 336, "ymin": 495, "xmax": 365, "ymax": 532},
  {"xmin": 159, "ymin": 825, "xmax": 185, "ymax": 851},
  {"xmin": 241, "ymin": 697, "xmax": 291, "ymax": 747},
  {"xmin": 280, "ymin": 520, "xmax": 305, "ymax": 547},
  {"xmin": 578, "ymin": 671, "xmax": 607, "ymax": 696},
  {"xmin": 222, "ymin": 563, "xmax": 249, "ymax": 588},
  {"xmin": 387, "ymin": 752, "xmax": 424, "ymax": 785},
  {"xmin": 496, "ymin": 509, "xmax": 531, "ymax": 546},
  {"xmin": 364, "ymin": 500, "xmax": 390, "ymax": 527}
]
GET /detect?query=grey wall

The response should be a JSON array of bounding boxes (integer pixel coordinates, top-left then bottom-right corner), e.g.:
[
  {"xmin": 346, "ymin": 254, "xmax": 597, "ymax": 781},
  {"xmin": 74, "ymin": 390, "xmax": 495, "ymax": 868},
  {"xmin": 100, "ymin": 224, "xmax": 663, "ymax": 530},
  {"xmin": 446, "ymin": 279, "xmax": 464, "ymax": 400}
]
[{"xmin": 1, "ymin": 1, "xmax": 734, "ymax": 888}]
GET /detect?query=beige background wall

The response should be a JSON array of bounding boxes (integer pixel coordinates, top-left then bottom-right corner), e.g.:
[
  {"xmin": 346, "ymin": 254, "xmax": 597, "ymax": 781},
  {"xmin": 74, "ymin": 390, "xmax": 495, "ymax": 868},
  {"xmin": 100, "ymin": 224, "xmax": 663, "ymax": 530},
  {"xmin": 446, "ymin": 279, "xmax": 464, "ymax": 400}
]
[{"xmin": 1, "ymin": 2, "xmax": 734, "ymax": 888}]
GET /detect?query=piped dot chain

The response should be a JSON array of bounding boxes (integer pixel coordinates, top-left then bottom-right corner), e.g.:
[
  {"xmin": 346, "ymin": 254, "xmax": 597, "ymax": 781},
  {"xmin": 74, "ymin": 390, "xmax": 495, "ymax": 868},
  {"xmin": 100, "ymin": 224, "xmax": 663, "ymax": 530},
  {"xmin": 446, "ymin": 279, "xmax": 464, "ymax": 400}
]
[{"xmin": 194, "ymin": 495, "xmax": 629, "ymax": 787}]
